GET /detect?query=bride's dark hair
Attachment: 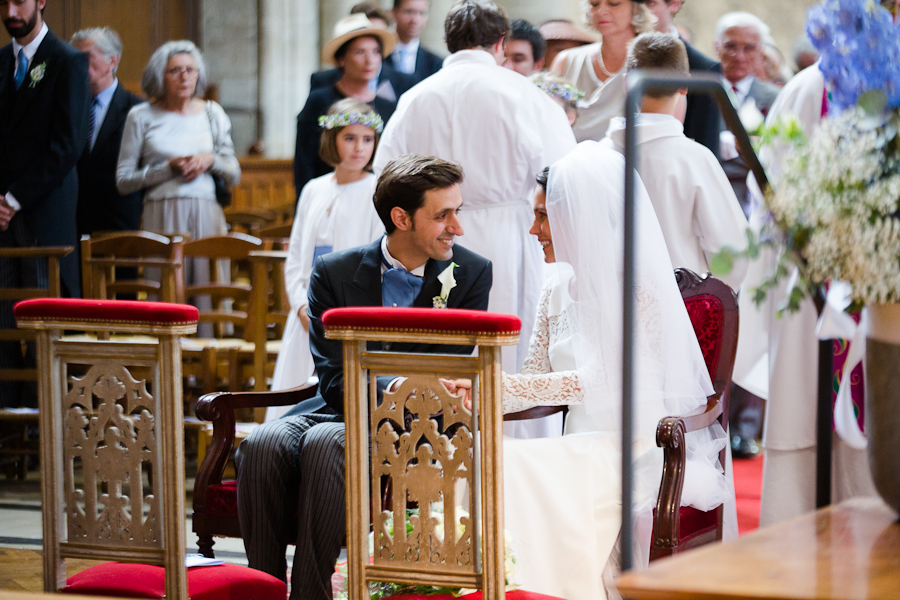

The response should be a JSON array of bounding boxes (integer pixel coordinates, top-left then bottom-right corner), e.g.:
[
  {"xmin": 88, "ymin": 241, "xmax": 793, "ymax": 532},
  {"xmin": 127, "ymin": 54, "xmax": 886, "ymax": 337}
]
[{"xmin": 536, "ymin": 166, "xmax": 549, "ymax": 192}]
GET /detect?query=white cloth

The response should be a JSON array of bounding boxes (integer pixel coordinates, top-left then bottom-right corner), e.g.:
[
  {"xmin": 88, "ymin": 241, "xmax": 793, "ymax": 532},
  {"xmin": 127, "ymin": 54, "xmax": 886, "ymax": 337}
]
[
  {"xmin": 268, "ymin": 173, "xmax": 383, "ymax": 413},
  {"xmin": 734, "ymin": 62, "xmax": 878, "ymax": 525},
  {"xmin": 372, "ymin": 49, "xmax": 576, "ymax": 439},
  {"xmin": 500, "ymin": 145, "xmax": 733, "ymax": 599},
  {"xmin": 556, "ymin": 42, "xmax": 627, "ymax": 143},
  {"xmin": 602, "ymin": 114, "xmax": 749, "ymax": 291}
]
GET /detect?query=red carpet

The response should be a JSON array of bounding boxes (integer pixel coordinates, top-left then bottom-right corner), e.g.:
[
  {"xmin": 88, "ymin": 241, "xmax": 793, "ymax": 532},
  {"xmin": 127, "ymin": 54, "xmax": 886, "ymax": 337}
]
[{"xmin": 732, "ymin": 455, "xmax": 764, "ymax": 535}]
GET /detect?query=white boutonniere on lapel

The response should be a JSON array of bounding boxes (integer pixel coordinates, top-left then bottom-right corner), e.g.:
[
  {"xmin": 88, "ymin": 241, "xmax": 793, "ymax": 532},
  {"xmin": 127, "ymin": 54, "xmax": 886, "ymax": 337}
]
[
  {"xmin": 433, "ymin": 263, "xmax": 458, "ymax": 309},
  {"xmin": 28, "ymin": 61, "xmax": 47, "ymax": 88}
]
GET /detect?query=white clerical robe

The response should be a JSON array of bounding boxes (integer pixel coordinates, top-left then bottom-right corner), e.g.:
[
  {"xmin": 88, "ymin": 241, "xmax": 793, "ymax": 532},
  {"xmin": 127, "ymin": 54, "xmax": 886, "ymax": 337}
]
[
  {"xmin": 601, "ymin": 114, "xmax": 749, "ymax": 292},
  {"xmin": 373, "ymin": 49, "xmax": 577, "ymax": 438},
  {"xmin": 736, "ymin": 63, "xmax": 877, "ymax": 526}
]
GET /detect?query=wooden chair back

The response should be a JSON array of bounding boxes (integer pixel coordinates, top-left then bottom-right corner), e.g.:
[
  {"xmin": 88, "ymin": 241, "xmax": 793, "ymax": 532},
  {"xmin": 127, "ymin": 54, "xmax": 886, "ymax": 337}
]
[
  {"xmin": 182, "ymin": 233, "xmax": 263, "ymax": 340},
  {"xmin": 14, "ymin": 298, "xmax": 198, "ymax": 598},
  {"xmin": 257, "ymin": 222, "xmax": 293, "ymax": 251},
  {"xmin": 80, "ymin": 232, "xmax": 184, "ymax": 303},
  {"xmin": 651, "ymin": 269, "xmax": 739, "ymax": 560},
  {"xmin": 223, "ymin": 209, "xmax": 279, "ymax": 237},
  {"xmin": 323, "ymin": 307, "xmax": 521, "ymax": 600},
  {"xmin": 247, "ymin": 251, "xmax": 288, "ymax": 396}
]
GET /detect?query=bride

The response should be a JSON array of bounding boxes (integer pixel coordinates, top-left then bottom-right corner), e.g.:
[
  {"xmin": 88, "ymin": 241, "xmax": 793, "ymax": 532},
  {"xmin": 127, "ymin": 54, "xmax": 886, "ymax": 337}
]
[{"xmin": 451, "ymin": 142, "xmax": 734, "ymax": 599}]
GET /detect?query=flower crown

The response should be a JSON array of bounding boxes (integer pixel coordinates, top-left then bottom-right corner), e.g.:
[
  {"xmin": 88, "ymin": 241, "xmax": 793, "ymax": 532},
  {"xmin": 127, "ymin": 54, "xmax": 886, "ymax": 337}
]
[
  {"xmin": 318, "ymin": 110, "xmax": 384, "ymax": 133},
  {"xmin": 534, "ymin": 81, "xmax": 585, "ymax": 103}
]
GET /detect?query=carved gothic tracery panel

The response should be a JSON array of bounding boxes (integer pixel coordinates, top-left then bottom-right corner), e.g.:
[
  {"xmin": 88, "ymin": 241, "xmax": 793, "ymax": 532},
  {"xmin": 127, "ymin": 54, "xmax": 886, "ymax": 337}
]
[
  {"xmin": 371, "ymin": 375, "xmax": 477, "ymax": 573},
  {"xmin": 62, "ymin": 360, "xmax": 162, "ymax": 549}
]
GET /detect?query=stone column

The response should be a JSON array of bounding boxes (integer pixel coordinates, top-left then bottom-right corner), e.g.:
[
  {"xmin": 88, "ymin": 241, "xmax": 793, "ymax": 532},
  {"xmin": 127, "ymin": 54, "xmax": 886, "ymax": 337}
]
[{"xmin": 259, "ymin": 0, "xmax": 319, "ymax": 157}]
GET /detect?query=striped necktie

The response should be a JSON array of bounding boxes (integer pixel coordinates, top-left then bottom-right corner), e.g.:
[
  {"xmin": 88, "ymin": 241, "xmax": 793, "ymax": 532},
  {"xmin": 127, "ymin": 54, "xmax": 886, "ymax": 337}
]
[
  {"xmin": 14, "ymin": 49, "xmax": 27, "ymax": 90},
  {"xmin": 87, "ymin": 96, "xmax": 99, "ymax": 151}
]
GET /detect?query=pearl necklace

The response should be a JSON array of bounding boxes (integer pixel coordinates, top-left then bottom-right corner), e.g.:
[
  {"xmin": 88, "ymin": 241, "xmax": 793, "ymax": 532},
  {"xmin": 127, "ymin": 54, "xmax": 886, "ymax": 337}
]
[{"xmin": 594, "ymin": 42, "xmax": 621, "ymax": 79}]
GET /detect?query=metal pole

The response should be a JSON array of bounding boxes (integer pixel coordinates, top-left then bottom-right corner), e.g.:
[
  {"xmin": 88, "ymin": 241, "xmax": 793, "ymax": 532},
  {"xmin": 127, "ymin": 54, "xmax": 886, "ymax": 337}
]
[{"xmin": 620, "ymin": 71, "xmax": 768, "ymax": 572}]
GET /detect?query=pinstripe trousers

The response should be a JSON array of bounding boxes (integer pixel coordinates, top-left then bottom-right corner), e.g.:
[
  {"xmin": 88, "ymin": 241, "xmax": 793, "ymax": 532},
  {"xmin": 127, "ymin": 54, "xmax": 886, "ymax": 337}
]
[
  {"xmin": 236, "ymin": 413, "xmax": 346, "ymax": 600},
  {"xmin": 0, "ymin": 214, "xmax": 48, "ymax": 407}
]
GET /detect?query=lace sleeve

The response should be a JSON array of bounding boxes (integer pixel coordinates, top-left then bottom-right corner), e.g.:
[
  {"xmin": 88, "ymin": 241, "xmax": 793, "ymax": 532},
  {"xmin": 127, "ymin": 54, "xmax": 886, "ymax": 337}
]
[{"xmin": 500, "ymin": 285, "xmax": 584, "ymax": 413}]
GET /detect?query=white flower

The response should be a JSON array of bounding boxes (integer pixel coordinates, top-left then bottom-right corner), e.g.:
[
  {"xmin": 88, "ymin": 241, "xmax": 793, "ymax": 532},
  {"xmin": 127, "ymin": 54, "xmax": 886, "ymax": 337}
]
[
  {"xmin": 433, "ymin": 262, "xmax": 458, "ymax": 309},
  {"xmin": 28, "ymin": 61, "xmax": 46, "ymax": 88}
]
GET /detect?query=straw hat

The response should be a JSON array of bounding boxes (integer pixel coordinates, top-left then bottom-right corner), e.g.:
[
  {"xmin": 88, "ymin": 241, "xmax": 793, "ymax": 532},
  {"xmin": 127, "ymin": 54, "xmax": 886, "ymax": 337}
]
[
  {"xmin": 321, "ymin": 14, "xmax": 398, "ymax": 65},
  {"xmin": 538, "ymin": 19, "xmax": 600, "ymax": 45}
]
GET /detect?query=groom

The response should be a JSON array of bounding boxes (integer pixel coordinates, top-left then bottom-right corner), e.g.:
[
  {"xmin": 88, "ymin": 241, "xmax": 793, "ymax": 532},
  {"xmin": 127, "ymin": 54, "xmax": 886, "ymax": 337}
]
[{"xmin": 236, "ymin": 154, "xmax": 493, "ymax": 600}]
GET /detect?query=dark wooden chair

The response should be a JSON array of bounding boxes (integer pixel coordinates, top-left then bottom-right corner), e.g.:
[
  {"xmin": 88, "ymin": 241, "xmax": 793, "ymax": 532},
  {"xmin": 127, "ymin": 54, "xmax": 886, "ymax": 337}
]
[{"xmin": 650, "ymin": 268, "xmax": 739, "ymax": 560}]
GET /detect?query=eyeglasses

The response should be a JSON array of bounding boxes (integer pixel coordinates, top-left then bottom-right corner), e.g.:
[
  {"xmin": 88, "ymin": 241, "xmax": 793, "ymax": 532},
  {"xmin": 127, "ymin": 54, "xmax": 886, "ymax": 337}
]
[
  {"xmin": 721, "ymin": 42, "xmax": 759, "ymax": 57},
  {"xmin": 165, "ymin": 66, "xmax": 198, "ymax": 77}
]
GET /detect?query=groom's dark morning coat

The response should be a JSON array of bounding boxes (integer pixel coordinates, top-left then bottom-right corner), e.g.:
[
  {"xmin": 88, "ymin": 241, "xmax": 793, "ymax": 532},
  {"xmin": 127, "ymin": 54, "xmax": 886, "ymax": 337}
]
[
  {"xmin": 0, "ymin": 28, "xmax": 90, "ymax": 296},
  {"xmin": 298, "ymin": 237, "xmax": 493, "ymax": 416}
]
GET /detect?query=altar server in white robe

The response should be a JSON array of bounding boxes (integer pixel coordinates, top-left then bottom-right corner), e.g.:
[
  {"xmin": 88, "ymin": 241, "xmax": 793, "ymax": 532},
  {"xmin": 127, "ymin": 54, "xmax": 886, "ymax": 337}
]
[
  {"xmin": 373, "ymin": 0, "xmax": 576, "ymax": 438},
  {"xmin": 600, "ymin": 33, "xmax": 748, "ymax": 292},
  {"xmin": 268, "ymin": 99, "xmax": 384, "ymax": 420},
  {"xmin": 735, "ymin": 62, "xmax": 877, "ymax": 526}
]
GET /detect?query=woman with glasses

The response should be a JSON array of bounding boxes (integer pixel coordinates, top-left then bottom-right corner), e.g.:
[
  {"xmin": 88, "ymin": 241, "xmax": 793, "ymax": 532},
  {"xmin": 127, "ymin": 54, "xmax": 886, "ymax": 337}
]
[{"xmin": 116, "ymin": 40, "xmax": 240, "ymax": 311}]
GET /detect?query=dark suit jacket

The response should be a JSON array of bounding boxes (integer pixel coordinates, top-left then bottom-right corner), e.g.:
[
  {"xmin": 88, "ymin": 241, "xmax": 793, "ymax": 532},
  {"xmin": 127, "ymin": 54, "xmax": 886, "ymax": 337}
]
[
  {"xmin": 297, "ymin": 238, "xmax": 493, "ymax": 416},
  {"xmin": 0, "ymin": 29, "xmax": 90, "ymax": 297},
  {"xmin": 76, "ymin": 84, "xmax": 144, "ymax": 236},
  {"xmin": 309, "ymin": 63, "xmax": 416, "ymax": 102},
  {"xmin": 682, "ymin": 40, "xmax": 722, "ymax": 160},
  {"xmin": 293, "ymin": 85, "xmax": 397, "ymax": 194},
  {"xmin": 383, "ymin": 44, "xmax": 443, "ymax": 84}
]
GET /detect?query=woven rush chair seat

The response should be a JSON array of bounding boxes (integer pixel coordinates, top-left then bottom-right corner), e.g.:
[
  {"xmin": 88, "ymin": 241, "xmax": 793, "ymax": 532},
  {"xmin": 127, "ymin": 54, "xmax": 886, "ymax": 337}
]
[
  {"xmin": 323, "ymin": 307, "xmax": 566, "ymax": 600},
  {"xmin": 14, "ymin": 298, "xmax": 287, "ymax": 600}
]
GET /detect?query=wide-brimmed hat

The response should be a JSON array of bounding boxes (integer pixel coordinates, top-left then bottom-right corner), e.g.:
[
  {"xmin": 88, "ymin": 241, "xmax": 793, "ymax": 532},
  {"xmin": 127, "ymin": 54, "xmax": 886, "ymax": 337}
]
[
  {"xmin": 539, "ymin": 19, "xmax": 600, "ymax": 45},
  {"xmin": 322, "ymin": 14, "xmax": 398, "ymax": 65}
]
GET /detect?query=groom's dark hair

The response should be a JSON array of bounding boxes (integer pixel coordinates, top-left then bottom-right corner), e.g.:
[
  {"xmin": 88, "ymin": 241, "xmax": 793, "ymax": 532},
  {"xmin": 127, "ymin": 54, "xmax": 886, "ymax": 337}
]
[{"xmin": 374, "ymin": 154, "xmax": 464, "ymax": 234}]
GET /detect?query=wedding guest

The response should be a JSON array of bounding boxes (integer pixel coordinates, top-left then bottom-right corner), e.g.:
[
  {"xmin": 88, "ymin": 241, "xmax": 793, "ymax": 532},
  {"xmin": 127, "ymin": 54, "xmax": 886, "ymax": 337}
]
[
  {"xmin": 373, "ymin": 0, "xmax": 576, "ymax": 439},
  {"xmin": 792, "ymin": 36, "xmax": 818, "ymax": 72},
  {"xmin": 295, "ymin": 15, "xmax": 401, "ymax": 194},
  {"xmin": 116, "ymin": 40, "xmax": 240, "ymax": 329},
  {"xmin": 550, "ymin": 0, "xmax": 656, "ymax": 142},
  {"xmin": 644, "ymin": 0, "xmax": 723, "ymax": 158},
  {"xmin": 600, "ymin": 32, "xmax": 748, "ymax": 291},
  {"xmin": 539, "ymin": 19, "xmax": 598, "ymax": 70},
  {"xmin": 529, "ymin": 71, "xmax": 581, "ymax": 127},
  {"xmin": 385, "ymin": 0, "xmax": 443, "ymax": 83},
  {"xmin": 236, "ymin": 155, "xmax": 492, "ymax": 600},
  {"xmin": 448, "ymin": 145, "xmax": 733, "ymax": 599},
  {"xmin": 268, "ymin": 99, "xmax": 384, "ymax": 411},
  {"xmin": 503, "ymin": 18, "xmax": 545, "ymax": 75}
]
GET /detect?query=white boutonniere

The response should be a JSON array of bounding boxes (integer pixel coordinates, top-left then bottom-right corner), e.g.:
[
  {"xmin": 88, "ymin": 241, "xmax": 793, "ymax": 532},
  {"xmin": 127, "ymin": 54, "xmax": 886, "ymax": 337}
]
[
  {"xmin": 432, "ymin": 263, "xmax": 458, "ymax": 309},
  {"xmin": 28, "ymin": 61, "xmax": 47, "ymax": 88}
]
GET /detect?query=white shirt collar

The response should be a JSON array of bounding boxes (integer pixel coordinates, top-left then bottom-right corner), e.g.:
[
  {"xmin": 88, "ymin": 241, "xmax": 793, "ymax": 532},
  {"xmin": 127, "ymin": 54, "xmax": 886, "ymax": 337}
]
[
  {"xmin": 726, "ymin": 74, "xmax": 755, "ymax": 106},
  {"xmin": 95, "ymin": 78, "xmax": 118, "ymax": 107},
  {"xmin": 381, "ymin": 236, "xmax": 426, "ymax": 277},
  {"xmin": 443, "ymin": 49, "xmax": 497, "ymax": 69},
  {"xmin": 12, "ymin": 22, "xmax": 48, "ymax": 75},
  {"xmin": 395, "ymin": 38, "xmax": 420, "ymax": 55}
]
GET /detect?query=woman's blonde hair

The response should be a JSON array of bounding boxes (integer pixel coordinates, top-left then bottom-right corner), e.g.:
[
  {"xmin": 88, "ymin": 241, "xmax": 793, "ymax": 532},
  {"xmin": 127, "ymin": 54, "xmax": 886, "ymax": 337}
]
[
  {"xmin": 581, "ymin": 0, "xmax": 657, "ymax": 36},
  {"xmin": 318, "ymin": 98, "xmax": 381, "ymax": 169}
]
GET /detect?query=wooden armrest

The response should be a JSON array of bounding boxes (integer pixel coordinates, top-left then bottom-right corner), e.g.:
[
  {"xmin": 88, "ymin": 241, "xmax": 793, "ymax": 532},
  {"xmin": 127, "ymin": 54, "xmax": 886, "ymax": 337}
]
[
  {"xmin": 652, "ymin": 394, "xmax": 723, "ymax": 549},
  {"xmin": 503, "ymin": 405, "xmax": 568, "ymax": 422},
  {"xmin": 193, "ymin": 385, "xmax": 319, "ymax": 495},
  {"xmin": 0, "ymin": 246, "xmax": 73, "ymax": 258}
]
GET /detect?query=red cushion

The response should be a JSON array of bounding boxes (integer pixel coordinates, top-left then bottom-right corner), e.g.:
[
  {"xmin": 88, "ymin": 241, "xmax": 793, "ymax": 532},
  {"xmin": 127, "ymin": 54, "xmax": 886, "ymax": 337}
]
[
  {"xmin": 683, "ymin": 295, "xmax": 723, "ymax": 378},
  {"xmin": 674, "ymin": 506, "xmax": 718, "ymax": 542},
  {"xmin": 207, "ymin": 481, "xmax": 239, "ymax": 517},
  {"xmin": 323, "ymin": 307, "xmax": 521, "ymax": 337},
  {"xmin": 63, "ymin": 562, "xmax": 286, "ymax": 600},
  {"xmin": 14, "ymin": 298, "xmax": 198, "ymax": 327},
  {"xmin": 387, "ymin": 591, "xmax": 564, "ymax": 600}
]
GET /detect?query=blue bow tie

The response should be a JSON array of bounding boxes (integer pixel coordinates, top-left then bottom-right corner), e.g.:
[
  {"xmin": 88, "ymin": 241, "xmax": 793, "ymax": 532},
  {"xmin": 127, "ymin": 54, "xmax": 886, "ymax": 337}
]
[{"xmin": 381, "ymin": 252, "xmax": 423, "ymax": 308}]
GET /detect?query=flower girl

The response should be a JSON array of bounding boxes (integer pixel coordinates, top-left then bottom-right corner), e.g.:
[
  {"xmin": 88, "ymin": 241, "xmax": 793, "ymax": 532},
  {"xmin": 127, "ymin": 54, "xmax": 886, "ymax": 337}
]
[{"xmin": 269, "ymin": 98, "xmax": 385, "ymax": 406}]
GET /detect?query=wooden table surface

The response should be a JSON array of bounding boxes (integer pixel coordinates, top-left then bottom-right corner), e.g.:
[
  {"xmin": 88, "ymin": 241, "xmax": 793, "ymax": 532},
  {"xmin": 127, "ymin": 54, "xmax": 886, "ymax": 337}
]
[{"xmin": 615, "ymin": 498, "xmax": 900, "ymax": 600}]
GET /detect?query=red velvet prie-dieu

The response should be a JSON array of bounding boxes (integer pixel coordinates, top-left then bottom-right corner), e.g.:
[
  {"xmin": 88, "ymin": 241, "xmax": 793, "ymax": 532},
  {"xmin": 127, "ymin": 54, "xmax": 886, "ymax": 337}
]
[
  {"xmin": 13, "ymin": 298, "xmax": 199, "ymax": 326},
  {"xmin": 322, "ymin": 307, "xmax": 521, "ymax": 337}
]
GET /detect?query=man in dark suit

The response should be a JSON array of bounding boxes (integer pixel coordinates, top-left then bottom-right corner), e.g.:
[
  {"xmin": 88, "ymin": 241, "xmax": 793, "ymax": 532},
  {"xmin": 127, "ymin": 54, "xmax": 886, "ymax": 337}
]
[
  {"xmin": 0, "ymin": 0, "xmax": 90, "ymax": 407},
  {"xmin": 645, "ymin": 0, "xmax": 722, "ymax": 158},
  {"xmin": 384, "ymin": 0, "xmax": 442, "ymax": 84},
  {"xmin": 236, "ymin": 155, "xmax": 492, "ymax": 600},
  {"xmin": 70, "ymin": 27, "xmax": 143, "ymax": 237}
]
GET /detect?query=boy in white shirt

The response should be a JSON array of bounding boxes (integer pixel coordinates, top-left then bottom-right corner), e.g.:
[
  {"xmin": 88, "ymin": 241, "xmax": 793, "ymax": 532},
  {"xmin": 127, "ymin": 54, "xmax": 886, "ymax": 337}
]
[{"xmin": 601, "ymin": 32, "xmax": 748, "ymax": 291}]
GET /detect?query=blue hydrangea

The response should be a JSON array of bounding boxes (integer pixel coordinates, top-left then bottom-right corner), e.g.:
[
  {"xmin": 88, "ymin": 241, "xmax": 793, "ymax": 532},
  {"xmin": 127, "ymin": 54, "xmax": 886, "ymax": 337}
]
[{"xmin": 807, "ymin": 0, "xmax": 900, "ymax": 112}]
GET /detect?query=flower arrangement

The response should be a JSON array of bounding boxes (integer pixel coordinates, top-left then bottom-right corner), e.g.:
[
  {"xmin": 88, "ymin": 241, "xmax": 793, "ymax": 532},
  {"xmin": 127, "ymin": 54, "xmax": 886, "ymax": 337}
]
[
  {"xmin": 318, "ymin": 110, "xmax": 385, "ymax": 133},
  {"xmin": 334, "ymin": 506, "xmax": 518, "ymax": 599},
  {"xmin": 714, "ymin": 0, "xmax": 900, "ymax": 311},
  {"xmin": 533, "ymin": 80, "xmax": 585, "ymax": 103}
]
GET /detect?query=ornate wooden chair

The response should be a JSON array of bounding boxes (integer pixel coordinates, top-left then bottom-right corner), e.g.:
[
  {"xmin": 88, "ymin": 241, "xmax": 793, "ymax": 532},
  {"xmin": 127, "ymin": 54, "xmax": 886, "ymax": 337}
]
[
  {"xmin": 324, "ymin": 306, "xmax": 563, "ymax": 600},
  {"xmin": 14, "ymin": 298, "xmax": 285, "ymax": 600},
  {"xmin": 650, "ymin": 268, "xmax": 739, "ymax": 560}
]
